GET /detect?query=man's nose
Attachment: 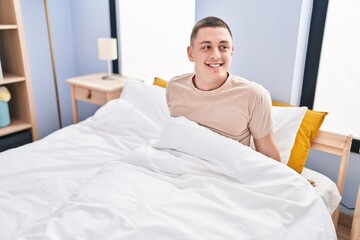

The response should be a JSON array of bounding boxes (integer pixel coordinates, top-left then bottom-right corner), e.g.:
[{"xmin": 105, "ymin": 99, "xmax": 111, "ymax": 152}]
[{"xmin": 210, "ymin": 49, "xmax": 221, "ymax": 60}]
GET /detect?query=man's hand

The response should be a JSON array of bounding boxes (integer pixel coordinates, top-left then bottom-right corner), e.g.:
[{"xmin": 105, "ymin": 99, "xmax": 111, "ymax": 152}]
[{"xmin": 307, "ymin": 179, "xmax": 317, "ymax": 187}]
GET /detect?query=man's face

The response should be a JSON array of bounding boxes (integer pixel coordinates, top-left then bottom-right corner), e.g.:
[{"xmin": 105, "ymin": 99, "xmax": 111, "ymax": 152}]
[{"xmin": 187, "ymin": 27, "xmax": 234, "ymax": 88}]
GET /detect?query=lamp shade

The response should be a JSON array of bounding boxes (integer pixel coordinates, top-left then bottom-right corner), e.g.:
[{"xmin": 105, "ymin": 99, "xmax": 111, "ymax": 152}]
[{"xmin": 97, "ymin": 38, "xmax": 117, "ymax": 60}]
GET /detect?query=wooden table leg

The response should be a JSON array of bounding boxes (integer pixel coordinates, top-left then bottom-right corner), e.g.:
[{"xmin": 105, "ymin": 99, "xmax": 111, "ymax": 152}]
[{"xmin": 70, "ymin": 86, "xmax": 78, "ymax": 123}]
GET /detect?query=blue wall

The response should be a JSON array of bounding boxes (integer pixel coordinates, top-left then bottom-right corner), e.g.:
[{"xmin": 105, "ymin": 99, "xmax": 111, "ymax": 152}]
[
  {"xmin": 46, "ymin": 0, "xmax": 76, "ymax": 128},
  {"xmin": 21, "ymin": 0, "xmax": 60, "ymax": 137},
  {"xmin": 22, "ymin": 0, "xmax": 304, "ymax": 138},
  {"xmin": 196, "ymin": 0, "xmax": 304, "ymax": 104},
  {"xmin": 68, "ymin": 0, "xmax": 112, "ymax": 121},
  {"xmin": 21, "ymin": 0, "xmax": 111, "ymax": 138}
]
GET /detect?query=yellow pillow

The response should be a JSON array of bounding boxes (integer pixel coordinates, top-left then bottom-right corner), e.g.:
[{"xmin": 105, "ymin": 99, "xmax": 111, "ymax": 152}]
[
  {"xmin": 153, "ymin": 77, "xmax": 168, "ymax": 88},
  {"xmin": 272, "ymin": 101, "xmax": 328, "ymax": 173}
]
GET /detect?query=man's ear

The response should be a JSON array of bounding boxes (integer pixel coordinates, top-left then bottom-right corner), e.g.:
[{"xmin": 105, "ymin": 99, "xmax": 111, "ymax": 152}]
[
  {"xmin": 187, "ymin": 46, "xmax": 195, "ymax": 62},
  {"xmin": 231, "ymin": 46, "xmax": 235, "ymax": 56}
]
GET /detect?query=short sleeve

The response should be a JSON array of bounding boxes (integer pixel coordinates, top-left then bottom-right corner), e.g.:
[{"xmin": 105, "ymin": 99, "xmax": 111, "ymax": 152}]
[
  {"xmin": 165, "ymin": 84, "xmax": 170, "ymax": 104},
  {"xmin": 165, "ymin": 79, "xmax": 173, "ymax": 108},
  {"xmin": 248, "ymin": 89, "xmax": 273, "ymax": 139}
]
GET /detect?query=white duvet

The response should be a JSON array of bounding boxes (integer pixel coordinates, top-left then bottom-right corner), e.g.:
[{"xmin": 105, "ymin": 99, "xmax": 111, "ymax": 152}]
[{"xmin": 0, "ymin": 99, "xmax": 336, "ymax": 240}]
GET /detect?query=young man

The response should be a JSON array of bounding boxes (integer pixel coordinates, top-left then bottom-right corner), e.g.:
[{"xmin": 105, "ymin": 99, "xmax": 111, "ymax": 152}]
[{"xmin": 166, "ymin": 16, "xmax": 281, "ymax": 162}]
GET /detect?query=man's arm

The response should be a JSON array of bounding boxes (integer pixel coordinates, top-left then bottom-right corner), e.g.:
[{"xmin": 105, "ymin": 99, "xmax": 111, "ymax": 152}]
[{"xmin": 253, "ymin": 133, "xmax": 281, "ymax": 162}]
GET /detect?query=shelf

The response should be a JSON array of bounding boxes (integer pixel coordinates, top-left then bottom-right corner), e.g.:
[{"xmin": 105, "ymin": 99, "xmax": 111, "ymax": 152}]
[
  {"xmin": 0, "ymin": 25, "xmax": 17, "ymax": 30},
  {"xmin": 0, "ymin": 73, "xmax": 26, "ymax": 85},
  {"xmin": 0, "ymin": 0, "xmax": 38, "ymax": 143},
  {"xmin": 0, "ymin": 118, "xmax": 32, "ymax": 137}
]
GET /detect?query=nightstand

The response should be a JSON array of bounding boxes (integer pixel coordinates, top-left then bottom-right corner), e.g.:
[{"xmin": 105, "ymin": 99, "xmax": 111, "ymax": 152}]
[
  {"xmin": 66, "ymin": 73, "xmax": 127, "ymax": 123},
  {"xmin": 351, "ymin": 185, "xmax": 360, "ymax": 240}
]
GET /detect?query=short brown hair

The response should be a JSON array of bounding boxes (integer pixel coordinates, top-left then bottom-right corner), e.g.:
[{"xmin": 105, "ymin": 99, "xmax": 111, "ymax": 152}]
[{"xmin": 190, "ymin": 16, "xmax": 233, "ymax": 45}]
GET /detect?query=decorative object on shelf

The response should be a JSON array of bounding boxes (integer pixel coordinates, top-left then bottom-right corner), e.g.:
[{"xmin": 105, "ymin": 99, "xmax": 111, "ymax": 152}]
[
  {"xmin": 0, "ymin": 86, "xmax": 11, "ymax": 128},
  {"xmin": 97, "ymin": 38, "xmax": 118, "ymax": 80},
  {"xmin": 0, "ymin": 57, "xmax": 3, "ymax": 83}
]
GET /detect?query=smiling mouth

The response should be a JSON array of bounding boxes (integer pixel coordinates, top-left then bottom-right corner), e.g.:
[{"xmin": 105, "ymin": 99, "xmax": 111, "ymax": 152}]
[{"xmin": 206, "ymin": 63, "xmax": 223, "ymax": 68}]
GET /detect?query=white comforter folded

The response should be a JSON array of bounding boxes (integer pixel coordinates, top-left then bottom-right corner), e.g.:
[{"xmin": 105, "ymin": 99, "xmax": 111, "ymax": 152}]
[
  {"xmin": 152, "ymin": 117, "xmax": 336, "ymax": 239},
  {"xmin": 0, "ymin": 100, "xmax": 336, "ymax": 240}
]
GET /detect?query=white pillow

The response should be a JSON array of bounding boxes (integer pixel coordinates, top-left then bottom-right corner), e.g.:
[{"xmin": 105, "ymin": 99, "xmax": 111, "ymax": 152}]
[
  {"xmin": 271, "ymin": 106, "xmax": 307, "ymax": 165},
  {"xmin": 83, "ymin": 99, "xmax": 161, "ymax": 145},
  {"xmin": 120, "ymin": 79, "xmax": 170, "ymax": 125}
]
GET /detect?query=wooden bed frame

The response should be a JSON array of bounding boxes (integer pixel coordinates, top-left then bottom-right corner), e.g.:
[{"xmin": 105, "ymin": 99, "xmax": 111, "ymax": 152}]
[
  {"xmin": 351, "ymin": 185, "xmax": 360, "ymax": 240},
  {"xmin": 310, "ymin": 130, "xmax": 352, "ymax": 229}
]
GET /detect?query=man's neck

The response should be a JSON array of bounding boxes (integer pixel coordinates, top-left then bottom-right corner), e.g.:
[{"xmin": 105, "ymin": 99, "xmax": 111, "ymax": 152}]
[{"xmin": 193, "ymin": 73, "xmax": 229, "ymax": 91}]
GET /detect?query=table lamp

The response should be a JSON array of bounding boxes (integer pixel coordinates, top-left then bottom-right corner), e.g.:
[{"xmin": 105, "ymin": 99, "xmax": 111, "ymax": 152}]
[{"xmin": 97, "ymin": 38, "xmax": 118, "ymax": 80}]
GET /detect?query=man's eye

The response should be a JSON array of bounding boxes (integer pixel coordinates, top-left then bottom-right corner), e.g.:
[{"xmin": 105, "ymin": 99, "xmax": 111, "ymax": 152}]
[
  {"xmin": 202, "ymin": 46, "xmax": 211, "ymax": 50},
  {"xmin": 220, "ymin": 45, "xmax": 229, "ymax": 50}
]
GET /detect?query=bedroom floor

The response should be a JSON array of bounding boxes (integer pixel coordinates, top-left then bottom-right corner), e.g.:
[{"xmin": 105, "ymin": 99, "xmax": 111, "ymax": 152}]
[{"xmin": 337, "ymin": 213, "xmax": 353, "ymax": 240}]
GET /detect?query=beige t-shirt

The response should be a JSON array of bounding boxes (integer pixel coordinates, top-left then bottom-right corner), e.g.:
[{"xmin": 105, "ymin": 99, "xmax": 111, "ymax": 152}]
[{"xmin": 166, "ymin": 73, "xmax": 273, "ymax": 146}]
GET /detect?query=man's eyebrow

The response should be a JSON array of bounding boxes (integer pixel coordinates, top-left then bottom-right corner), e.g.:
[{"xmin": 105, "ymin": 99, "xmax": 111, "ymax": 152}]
[
  {"xmin": 199, "ymin": 41, "xmax": 212, "ymax": 45},
  {"xmin": 219, "ymin": 40, "xmax": 230, "ymax": 44},
  {"xmin": 199, "ymin": 40, "xmax": 230, "ymax": 45}
]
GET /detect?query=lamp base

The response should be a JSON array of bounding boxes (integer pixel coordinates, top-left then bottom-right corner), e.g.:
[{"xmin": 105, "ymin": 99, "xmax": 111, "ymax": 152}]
[{"xmin": 102, "ymin": 74, "xmax": 119, "ymax": 80}]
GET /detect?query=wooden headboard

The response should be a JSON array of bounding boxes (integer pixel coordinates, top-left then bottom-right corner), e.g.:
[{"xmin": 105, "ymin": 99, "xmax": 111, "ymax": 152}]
[{"xmin": 310, "ymin": 130, "xmax": 353, "ymax": 228}]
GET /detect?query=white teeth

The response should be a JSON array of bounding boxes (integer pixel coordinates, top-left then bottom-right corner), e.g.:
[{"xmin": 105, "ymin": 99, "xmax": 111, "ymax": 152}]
[{"xmin": 209, "ymin": 64, "xmax": 221, "ymax": 67}]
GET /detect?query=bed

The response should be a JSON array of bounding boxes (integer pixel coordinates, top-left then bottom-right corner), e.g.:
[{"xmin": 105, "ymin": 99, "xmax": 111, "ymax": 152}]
[{"xmin": 0, "ymin": 78, "xmax": 352, "ymax": 239}]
